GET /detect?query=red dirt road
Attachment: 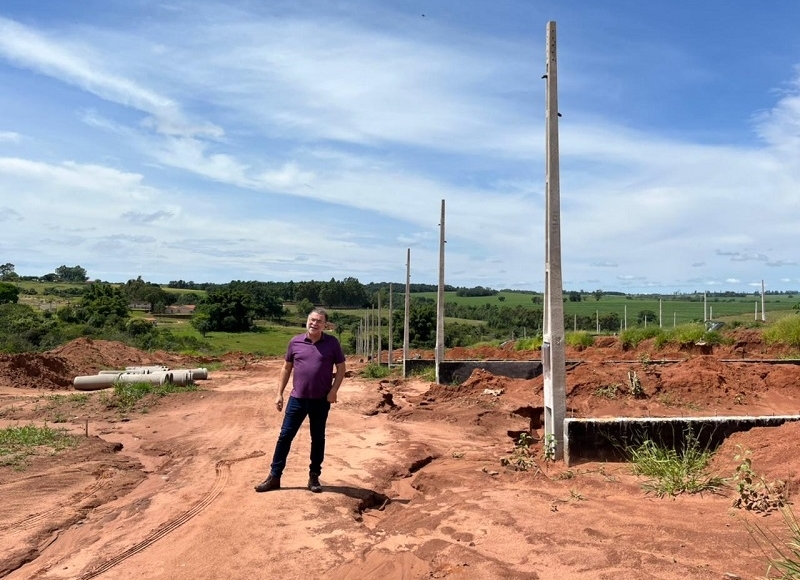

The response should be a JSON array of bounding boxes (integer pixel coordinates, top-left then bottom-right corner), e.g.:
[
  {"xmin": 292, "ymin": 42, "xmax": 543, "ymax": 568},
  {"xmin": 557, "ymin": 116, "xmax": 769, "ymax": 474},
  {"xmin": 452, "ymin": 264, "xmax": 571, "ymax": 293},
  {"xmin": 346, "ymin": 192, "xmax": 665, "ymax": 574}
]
[{"xmin": 2, "ymin": 335, "xmax": 800, "ymax": 579}]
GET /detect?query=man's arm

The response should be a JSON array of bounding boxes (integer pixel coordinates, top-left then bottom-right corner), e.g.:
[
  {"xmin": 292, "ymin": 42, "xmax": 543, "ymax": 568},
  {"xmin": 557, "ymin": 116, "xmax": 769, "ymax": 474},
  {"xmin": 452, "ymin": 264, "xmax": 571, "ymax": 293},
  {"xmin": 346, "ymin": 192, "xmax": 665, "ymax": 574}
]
[
  {"xmin": 275, "ymin": 360, "xmax": 293, "ymax": 411},
  {"xmin": 327, "ymin": 361, "xmax": 346, "ymax": 404}
]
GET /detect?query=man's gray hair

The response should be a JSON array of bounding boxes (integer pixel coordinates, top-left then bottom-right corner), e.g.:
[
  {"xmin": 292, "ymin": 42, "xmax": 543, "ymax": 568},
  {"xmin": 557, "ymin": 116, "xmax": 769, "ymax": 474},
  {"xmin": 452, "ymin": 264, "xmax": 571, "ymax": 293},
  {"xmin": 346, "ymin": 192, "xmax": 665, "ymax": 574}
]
[{"xmin": 311, "ymin": 308, "xmax": 329, "ymax": 322}]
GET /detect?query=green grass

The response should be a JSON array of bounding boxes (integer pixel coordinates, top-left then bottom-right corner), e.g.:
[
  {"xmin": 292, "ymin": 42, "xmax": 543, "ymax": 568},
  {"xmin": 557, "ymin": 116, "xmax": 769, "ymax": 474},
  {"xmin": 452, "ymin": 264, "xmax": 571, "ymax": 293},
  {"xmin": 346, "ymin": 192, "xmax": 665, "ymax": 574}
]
[
  {"xmin": 566, "ymin": 331, "xmax": 594, "ymax": 349},
  {"xmin": 764, "ymin": 316, "xmax": 800, "ymax": 349},
  {"xmin": 411, "ymin": 366, "xmax": 436, "ymax": 382},
  {"xmin": 749, "ymin": 506, "xmax": 800, "ymax": 579},
  {"xmin": 167, "ymin": 322, "xmax": 301, "ymax": 356},
  {"xmin": 0, "ymin": 424, "xmax": 79, "ymax": 467},
  {"xmin": 361, "ymin": 362, "xmax": 396, "ymax": 379},
  {"xmin": 413, "ymin": 291, "xmax": 800, "ymax": 326},
  {"xmin": 515, "ymin": 336, "xmax": 543, "ymax": 351},
  {"xmin": 620, "ymin": 327, "xmax": 663, "ymax": 349},
  {"xmin": 628, "ymin": 432, "xmax": 725, "ymax": 497},
  {"xmin": 108, "ymin": 380, "xmax": 199, "ymax": 413},
  {"xmin": 653, "ymin": 324, "xmax": 726, "ymax": 348}
]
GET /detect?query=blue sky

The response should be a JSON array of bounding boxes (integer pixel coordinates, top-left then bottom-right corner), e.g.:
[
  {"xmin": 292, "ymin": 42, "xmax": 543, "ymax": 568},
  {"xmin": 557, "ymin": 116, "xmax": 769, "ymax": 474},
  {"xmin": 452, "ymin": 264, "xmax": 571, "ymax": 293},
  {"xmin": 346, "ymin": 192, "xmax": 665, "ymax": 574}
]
[{"xmin": 1, "ymin": 1, "xmax": 799, "ymax": 293}]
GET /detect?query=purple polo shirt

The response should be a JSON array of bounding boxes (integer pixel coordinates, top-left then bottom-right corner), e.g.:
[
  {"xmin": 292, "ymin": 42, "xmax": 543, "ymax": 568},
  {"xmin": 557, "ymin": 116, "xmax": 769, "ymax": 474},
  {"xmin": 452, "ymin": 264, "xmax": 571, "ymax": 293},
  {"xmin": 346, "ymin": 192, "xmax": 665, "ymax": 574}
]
[{"xmin": 285, "ymin": 332, "xmax": 345, "ymax": 399}]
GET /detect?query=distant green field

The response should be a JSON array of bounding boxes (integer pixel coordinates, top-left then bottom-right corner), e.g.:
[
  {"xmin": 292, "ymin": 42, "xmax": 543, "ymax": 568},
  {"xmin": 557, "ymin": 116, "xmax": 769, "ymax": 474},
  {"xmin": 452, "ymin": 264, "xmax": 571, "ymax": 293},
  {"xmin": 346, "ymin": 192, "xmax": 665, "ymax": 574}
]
[
  {"xmin": 165, "ymin": 320, "xmax": 302, "ymax": 356},
  {"xmin": 415, "ymin": 291, "xmax": 799, "ymax": 326},
  {"xmin": 163, "ymin": 287, "xmax": 208, "ymax": 297},
  {"xmin": 13, "ymin": 280, "xmax": 86, "ymax": 292}
]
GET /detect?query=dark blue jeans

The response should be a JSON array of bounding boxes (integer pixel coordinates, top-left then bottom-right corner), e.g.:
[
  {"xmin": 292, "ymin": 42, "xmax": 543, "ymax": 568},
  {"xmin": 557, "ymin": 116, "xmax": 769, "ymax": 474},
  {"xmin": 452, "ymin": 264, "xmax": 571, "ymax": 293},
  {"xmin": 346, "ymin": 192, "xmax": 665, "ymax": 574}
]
[{"xmin": 270, "ymin": 396, "xmax": 331, "ymax": 478}]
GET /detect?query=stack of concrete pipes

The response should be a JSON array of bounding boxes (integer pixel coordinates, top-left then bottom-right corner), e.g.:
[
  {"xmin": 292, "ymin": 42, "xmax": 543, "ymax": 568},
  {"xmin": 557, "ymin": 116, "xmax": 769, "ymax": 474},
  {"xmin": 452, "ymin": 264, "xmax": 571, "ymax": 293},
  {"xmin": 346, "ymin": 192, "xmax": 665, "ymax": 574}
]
[{"xmin": 73, "ymin": 365, "xmax": 209, "ymax": 391}]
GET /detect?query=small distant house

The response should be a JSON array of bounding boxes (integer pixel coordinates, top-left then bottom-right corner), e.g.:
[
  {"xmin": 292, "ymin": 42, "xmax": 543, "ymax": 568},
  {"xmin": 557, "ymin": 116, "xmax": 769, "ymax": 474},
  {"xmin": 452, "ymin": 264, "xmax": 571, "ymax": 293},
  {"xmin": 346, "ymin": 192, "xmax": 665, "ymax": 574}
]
[{"xmin": 164, "ymin": 304, "xmax": 196, "ymax": 316}]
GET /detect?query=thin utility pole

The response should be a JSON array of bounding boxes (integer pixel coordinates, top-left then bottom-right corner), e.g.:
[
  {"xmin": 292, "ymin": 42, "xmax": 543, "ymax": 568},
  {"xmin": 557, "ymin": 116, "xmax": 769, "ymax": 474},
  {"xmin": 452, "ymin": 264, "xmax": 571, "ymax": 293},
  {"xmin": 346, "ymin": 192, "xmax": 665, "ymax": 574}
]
[
  {"xmin": 388, "ymin": 284, "xmax": 393, "ymax": 368},
  {"xmin": 368, "ymin": 308, "xmax": 373, "ymax": 360},
  {"xmin": 403, "ymin": 249, "xmax": 411, "ymax": 378},
  {"xmin": 377, "ymin": 294, "xmax": 382, "ymax": 365},
  {"xmin": 761, "ymin": 280, "xmax": 766, "ymax": 322},
  {"xmin": 435, "ymin": 199, "xmax": 446, "ymax": 384}
]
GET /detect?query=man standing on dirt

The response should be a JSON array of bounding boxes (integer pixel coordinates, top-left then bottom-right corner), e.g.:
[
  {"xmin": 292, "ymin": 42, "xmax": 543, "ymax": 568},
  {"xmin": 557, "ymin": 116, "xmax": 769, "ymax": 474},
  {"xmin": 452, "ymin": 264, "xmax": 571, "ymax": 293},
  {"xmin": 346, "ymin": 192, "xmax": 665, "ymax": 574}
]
[{"xmin": 255, "ymin": 308, "xmax": 346, "ymax": 494}]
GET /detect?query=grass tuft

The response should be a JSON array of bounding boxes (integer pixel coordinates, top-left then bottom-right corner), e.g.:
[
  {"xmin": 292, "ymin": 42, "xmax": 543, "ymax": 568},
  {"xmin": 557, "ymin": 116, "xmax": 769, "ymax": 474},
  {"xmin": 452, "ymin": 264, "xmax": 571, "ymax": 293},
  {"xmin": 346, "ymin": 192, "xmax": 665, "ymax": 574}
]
[
  {"xmin": 748, "ymin": 506, "xmax": 800, "ymax": 579},
  {"xmin": 620, "ymin": 327, "xmax": 663, "ymax": 349},
  {"xmin": 515, "ymin": 337, "xmax": 543, "ymax": 351},
  {"xmin": 628, "ymin": 431, "xmax": 724, "ymax": 497},
  {"xmin": 764, "ymin": 316, "xmax": 800, "ymax": 349},
  {"xmin": 109, "ymin": 380, "xmax": 198, "ymax": 412},
  {"xmin": 566, "ymin": 331, "xmax": 594, "ymax": 349},
  {"xmin": 361, "ymin": 362, "xmax": 394, "ymax": 379}
]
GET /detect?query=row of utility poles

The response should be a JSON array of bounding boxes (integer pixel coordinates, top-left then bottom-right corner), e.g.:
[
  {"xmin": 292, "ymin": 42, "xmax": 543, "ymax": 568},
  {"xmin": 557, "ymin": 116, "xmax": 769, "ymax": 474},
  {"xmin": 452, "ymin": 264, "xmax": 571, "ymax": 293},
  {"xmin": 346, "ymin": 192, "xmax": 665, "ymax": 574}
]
[
  {"xmin": 353, "ymin": 249, "xmax": 413, "ymax": 377},
  {"xmin": 355, "ymin": 23, "xmax": 567, "ymax": 458}
]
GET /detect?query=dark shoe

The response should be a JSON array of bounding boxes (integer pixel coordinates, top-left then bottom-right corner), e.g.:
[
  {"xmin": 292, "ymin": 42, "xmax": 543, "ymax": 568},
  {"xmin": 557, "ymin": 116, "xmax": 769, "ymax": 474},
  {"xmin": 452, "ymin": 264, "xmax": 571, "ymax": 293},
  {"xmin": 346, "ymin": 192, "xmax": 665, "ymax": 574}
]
[
  {"xmin": 308, "ymin": 473, "xmax": 322, "ymax": 493},
  {"xmin": 255, "ymin": 475, "xmax": 281, "ymax": 492}
]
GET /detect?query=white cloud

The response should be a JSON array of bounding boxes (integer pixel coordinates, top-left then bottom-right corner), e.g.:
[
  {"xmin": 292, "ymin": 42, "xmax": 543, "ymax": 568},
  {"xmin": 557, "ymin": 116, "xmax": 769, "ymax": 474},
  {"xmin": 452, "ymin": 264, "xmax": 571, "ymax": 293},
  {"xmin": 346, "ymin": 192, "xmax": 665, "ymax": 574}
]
[{"xmin": 0, "ymin": 17, "xmax": 222, "ymax": 139}]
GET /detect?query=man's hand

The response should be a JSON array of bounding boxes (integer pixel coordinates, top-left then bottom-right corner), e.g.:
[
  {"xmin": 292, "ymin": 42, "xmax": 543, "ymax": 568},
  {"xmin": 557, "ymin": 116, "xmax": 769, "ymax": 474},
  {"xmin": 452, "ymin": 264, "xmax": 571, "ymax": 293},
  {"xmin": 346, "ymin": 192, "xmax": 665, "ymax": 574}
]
[
  {"xmin": 327, "ymin": 389, "xmax": 338, "ymax": 404},
  {"xmin": 275, "ymin": 394, "xmax": 284, "ymax": 412}
]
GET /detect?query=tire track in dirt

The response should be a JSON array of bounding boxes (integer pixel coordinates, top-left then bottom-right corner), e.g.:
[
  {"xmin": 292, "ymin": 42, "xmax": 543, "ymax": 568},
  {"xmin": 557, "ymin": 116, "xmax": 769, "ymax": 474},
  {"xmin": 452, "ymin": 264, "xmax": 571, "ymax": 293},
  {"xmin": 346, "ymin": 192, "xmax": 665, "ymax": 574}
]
[
  {"xmin": 1, "ymin": 476, "xmax": 111, "ymax": 535},
  {"xmin": 78, "ymin": 451, "xmax": 264, "ymax": 580}
]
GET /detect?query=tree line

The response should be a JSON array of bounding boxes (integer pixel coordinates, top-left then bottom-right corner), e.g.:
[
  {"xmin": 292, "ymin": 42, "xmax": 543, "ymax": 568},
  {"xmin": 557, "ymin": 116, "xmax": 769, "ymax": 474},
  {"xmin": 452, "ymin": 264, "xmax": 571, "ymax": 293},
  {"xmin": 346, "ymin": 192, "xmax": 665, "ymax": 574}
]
[{"xmin": 5, "ymin": 262, "xmax": 799, "ymax": 355}]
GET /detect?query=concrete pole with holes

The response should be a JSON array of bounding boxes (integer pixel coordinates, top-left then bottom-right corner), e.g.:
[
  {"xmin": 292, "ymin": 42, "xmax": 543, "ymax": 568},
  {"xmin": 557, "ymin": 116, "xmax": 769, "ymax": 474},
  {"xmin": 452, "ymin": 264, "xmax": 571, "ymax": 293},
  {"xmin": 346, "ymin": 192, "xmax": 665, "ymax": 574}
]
[{"xmin": 542, "ymin": 21, "xmax": 566, "ymax": 460}]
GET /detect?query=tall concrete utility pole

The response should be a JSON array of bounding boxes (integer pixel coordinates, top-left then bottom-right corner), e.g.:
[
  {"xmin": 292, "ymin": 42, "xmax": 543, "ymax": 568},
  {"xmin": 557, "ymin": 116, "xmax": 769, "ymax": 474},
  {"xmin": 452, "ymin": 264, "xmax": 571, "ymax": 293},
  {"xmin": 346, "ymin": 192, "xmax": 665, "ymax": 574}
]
[
  {"xmin": 761, "ymin": 280, "xmax": 766, "ymax": 322},
  {"xmin": 543, "ymin": 21, "xmax": 566, "ymax": 460},
  {"xmin": 388, "ymin": 284, "xmax": 393, "ymax": 368},
  {"xmin": 435, "ymin": 199, "xmax": 446, "ymax": 384},
  {"xmin": 403, "ymin": 249, "xmax": 411, "ymax": 378}
]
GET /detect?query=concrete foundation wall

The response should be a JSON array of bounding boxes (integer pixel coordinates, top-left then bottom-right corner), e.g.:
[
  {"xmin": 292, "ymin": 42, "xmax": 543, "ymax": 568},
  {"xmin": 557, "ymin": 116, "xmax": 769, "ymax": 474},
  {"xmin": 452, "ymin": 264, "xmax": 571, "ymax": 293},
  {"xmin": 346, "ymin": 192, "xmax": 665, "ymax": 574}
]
[
  {"xmin": 564, "ymin": 415, "xmax": 800, "ymax": 466},
  {"xmin": 402, "ymin": 359, "xmax": 543, "ymax": 384}
]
